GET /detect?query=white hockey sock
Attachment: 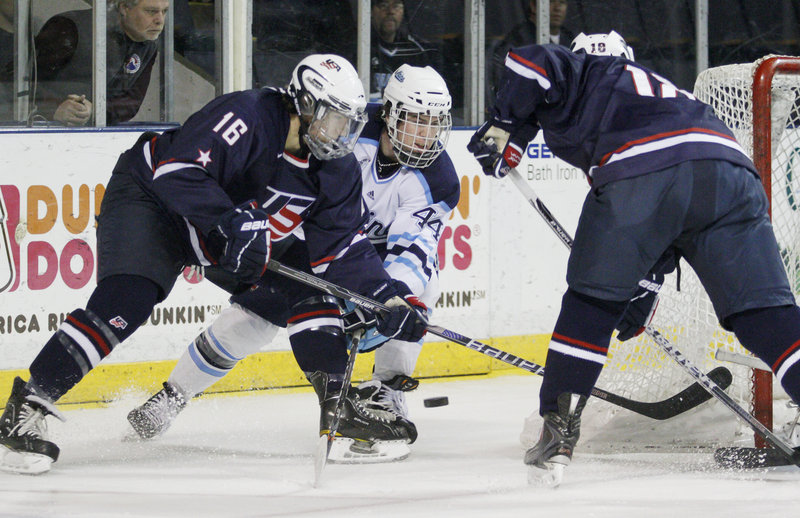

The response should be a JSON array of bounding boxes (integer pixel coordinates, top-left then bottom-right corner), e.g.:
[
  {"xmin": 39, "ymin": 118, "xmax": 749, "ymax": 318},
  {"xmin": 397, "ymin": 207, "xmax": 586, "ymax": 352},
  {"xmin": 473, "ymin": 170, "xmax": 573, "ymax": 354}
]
[
  {"xmin": 168, "ymin": 303, "xmax": 279, "ymax": 398},
  {"xmin": 372, "ymin": 338, "xmax": 422, "ymax": 382}
]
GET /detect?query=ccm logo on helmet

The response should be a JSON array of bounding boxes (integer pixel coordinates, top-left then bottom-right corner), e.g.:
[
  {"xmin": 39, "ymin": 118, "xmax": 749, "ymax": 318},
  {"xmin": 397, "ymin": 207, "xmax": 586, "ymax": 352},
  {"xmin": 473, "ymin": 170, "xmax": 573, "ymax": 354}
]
[{"xmin": 240, "ymin": 220, "xmax": 269, "ymax": 232}]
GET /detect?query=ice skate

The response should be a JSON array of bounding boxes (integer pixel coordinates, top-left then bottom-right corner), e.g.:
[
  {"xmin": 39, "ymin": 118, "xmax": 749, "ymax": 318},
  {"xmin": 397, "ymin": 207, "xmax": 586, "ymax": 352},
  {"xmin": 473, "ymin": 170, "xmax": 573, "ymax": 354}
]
[
  {"xmin": 0, "ymin": 377, "xmax": 65, "ymax": 475},
  {"xmin": 309, "ymin": 372, "xmax": 416, "ymax": 464},
  {"xmin": 127, "ymin": 382, "xmax": 187, "ymax": 440},
  {"xmin": 525, "ymin": 392, "xmax": 587, "ymax": 488}
]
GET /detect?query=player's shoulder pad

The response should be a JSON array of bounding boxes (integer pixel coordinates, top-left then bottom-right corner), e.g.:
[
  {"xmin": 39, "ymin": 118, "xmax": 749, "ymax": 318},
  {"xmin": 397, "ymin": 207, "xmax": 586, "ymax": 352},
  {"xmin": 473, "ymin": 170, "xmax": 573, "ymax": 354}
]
[{"xmin": 417, "ymin": 151, "xmax": 460, "ymax": 209}]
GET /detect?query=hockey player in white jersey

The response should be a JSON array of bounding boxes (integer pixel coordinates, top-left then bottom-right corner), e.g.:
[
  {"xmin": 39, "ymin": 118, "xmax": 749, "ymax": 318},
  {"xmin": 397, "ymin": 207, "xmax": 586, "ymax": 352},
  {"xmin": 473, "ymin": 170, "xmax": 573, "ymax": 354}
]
[{"xmin": 127, "ymin": 64, "xmax": 460, "ymax": 463}]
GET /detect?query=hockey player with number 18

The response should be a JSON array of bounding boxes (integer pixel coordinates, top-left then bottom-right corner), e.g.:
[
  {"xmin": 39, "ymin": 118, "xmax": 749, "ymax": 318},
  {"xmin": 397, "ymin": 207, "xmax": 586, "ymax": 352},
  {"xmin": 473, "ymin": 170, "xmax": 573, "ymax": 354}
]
[
  {"xmin": 469, "ymin": 31, "xmax": 800, "ymax": 486},
  {"xmin": 0, "ymin": 54, "xmax": 428, "ymax": 475},
  {"xmin": 126, "ymin": 64, "xmax": 459, "ymax": 463}
]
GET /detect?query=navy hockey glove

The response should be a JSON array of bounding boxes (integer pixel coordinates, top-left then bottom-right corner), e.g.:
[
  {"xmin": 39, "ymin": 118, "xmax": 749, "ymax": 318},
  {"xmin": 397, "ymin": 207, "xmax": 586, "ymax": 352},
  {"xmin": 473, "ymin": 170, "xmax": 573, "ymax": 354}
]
[
  {"xmin": 376, "ymin": 295, "xmax": 429, "ymax": 343},
  {"xmin": 467, "ymin": 121, "xmax": 538, "ymax": 178},
  {"xmin": 209, "ymin": 200, "xmax": 271, "ymax": 284},
  {"xmin": 371, "ymin": 280, "xmax": 428, "ymax": 343},
  {"xmin": 615, "ymin": 250, "xmax": 678, "ymax": 341},
  {"xmin": 615, "ymin": 273, "xmax": 662, "ymax": 341},
  {"xmin": 341, "ymin": 303, "xmax": 387, "ymax": 352}
]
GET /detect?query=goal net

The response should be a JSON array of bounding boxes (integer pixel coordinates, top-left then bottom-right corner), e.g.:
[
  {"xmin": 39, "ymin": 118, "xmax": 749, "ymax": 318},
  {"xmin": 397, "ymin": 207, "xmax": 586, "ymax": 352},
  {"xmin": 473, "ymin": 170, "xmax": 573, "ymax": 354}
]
[{"xmin": 529, "ymin": 56, "xmax": 800, "ymax": 453}]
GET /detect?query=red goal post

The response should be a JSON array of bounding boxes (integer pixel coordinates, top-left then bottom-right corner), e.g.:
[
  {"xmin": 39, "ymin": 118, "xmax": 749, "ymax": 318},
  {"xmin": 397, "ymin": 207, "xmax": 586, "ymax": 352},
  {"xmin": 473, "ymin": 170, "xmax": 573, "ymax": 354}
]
[{"xmin": 751, "ymin": 56, "xmax": 800, "ymax": 446}]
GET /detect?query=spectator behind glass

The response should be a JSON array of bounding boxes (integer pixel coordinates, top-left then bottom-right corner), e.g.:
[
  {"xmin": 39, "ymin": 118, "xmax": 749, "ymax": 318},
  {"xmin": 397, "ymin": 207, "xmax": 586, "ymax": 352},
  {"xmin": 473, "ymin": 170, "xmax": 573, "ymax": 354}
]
[
  {"xmin": 33, "ymin": 0, "xmax": 169, "ymax": 126},
  {"xmin": 0, "ymin": 0, "xmax": 15, "ymax": 121},
  {"xmin": 252, "ymin": 0, "xmax": 356, "ymax": 88},
  {"xmin": 488, "ymin": 0, "xmax": 575, "ymax": 103},
  {"xmin": 370, "ymin": 0, "xmax": 444, "ymax": 101}
]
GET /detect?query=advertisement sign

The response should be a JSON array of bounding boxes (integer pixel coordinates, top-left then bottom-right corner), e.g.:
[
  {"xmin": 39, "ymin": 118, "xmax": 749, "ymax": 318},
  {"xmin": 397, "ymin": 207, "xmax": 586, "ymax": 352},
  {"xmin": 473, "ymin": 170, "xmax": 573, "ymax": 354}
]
[{"xmin": 0, "ymin": 129, "xmax": 588, "ymax": 371}]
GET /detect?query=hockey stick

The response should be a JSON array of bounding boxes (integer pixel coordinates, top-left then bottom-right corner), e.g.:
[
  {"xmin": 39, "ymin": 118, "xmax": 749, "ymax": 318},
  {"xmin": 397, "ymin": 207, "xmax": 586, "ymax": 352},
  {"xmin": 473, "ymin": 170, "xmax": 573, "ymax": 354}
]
[
  {"xmin": 506, "ymin": 167, "xmax": 800, "ymax": 466},
  {"xmin": 265, "ymin": 260, "xmax": 722, "ymax": 419},
  {"xmin": 314, "ymin": 327, "xmax": 364, "ymax": 487},
  {"xmin": 648, "ymin": 327, "xmax": 800, "ymax": 467}
]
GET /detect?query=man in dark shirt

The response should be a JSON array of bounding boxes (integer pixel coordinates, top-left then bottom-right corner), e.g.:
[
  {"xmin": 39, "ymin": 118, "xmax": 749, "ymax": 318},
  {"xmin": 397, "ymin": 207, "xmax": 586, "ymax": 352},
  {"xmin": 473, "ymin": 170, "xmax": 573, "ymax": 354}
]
[
  {"xmin": 34, "ymin": 0, "xmax": 168, "ymax": 126},
  {"xmin": 369, "ymin": 0, "xmax": 443, "ymax": 101}
]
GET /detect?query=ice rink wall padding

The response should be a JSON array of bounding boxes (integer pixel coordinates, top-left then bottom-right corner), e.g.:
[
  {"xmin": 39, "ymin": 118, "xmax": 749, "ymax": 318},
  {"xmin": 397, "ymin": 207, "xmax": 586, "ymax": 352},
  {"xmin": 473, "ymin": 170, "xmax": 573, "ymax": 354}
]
[{"xmin": 0, "ymin": 128, "xmax": 589, "ymax": 404}]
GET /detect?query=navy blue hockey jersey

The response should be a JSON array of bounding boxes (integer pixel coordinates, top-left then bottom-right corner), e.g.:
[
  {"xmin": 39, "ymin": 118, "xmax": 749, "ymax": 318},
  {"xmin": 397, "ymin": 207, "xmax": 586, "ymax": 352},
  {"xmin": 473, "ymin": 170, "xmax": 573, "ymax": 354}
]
[
  {"xmin": 118, "ymin": 88, "xmax": 394, "ymax": 297},
  {"xmin": 491, "ymin": 44, "xmax": 756, "ymax": 186}
]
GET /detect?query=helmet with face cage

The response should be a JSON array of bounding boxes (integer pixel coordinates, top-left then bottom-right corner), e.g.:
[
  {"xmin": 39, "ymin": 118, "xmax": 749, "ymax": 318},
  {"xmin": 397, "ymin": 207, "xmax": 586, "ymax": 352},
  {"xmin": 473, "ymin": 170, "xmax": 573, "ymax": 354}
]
[
  {"xmin": 382, "ymin": 65, "xmax": 452, "ymax": 169},
  {"xmin": 570, "ymin": 31, "xmax": 635, "ymax": 61},
  {"xmin": 288, "ymin": 54, "xmax": 368, "ymax": 160}
]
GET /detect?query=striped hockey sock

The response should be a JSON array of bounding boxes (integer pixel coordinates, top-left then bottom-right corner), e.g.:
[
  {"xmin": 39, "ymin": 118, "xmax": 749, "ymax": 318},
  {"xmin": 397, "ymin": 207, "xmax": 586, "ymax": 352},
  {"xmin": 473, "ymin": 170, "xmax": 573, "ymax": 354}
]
[
  {"xmin": 28, "ymin": 308, "xmax": 120, "ymax": 401},
  {"xmin": 288, "ymin": 295, "xmax": 347, "ymax": 375},
  {"xmin": 729, "ymin": 304, "xmax": 800, "ymax": 404},
  {"xmin": 539, "ymin": 289, "xmax": 626, "ymax": 415},
  {"xmin": 27, "ymin": 275, "xmax": 159, "ymax": 402}
]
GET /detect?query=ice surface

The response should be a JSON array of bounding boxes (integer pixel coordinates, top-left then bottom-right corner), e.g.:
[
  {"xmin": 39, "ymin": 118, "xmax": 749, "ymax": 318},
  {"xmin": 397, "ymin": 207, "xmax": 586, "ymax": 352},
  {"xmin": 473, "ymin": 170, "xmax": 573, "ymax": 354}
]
[{"xmin": 1, "ymin": 375, "xmax": 798, "ymax": 518}]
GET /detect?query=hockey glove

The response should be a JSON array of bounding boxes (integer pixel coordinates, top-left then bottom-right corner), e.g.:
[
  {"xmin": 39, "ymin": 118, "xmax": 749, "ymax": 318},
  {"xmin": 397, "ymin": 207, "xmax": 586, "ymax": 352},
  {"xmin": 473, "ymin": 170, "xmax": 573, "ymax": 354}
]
[
  {"xmin": 615, "ymin": 249, "xmax": 679, "ymax": 341},
  {"xmin": 467, "ymin": 121, "xmax": 538, "ymax": 178},
  {"xmin": 209, "ymin": 200, "xmax": 271, "ymax": 284},
  {"xmin": 376, "ymin": 294, "xmax": 429, "ymax": 343},
  {"xmin": 341, "ymin": 305, "xmax": 386, "ymax": 353},
  {"xmin": 615, "ymin": 277, "xmax": 661, "ymax": 341}
]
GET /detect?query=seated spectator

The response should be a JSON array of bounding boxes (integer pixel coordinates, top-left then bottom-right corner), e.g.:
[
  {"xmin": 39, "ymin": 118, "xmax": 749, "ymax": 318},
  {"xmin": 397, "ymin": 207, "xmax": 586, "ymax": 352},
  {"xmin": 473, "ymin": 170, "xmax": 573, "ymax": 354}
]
[
  {"xmin": 370, "ymin": 0, "xmax": 444, "ymax": 101},
  {"xmin": 33, "ymin": 0, "xmax": 169, "ymax": 126},
  {"xmin": 488, "ymin": 0, "xmax": 575, "ymax": 101}
]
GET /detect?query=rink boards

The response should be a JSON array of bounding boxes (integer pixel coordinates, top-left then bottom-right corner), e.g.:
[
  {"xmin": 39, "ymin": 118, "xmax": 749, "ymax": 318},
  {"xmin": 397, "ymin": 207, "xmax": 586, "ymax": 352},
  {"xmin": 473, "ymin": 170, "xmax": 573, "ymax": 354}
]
[{"xmin": 0, "ymin": 128, "xmax": 589, "ymax": 404}]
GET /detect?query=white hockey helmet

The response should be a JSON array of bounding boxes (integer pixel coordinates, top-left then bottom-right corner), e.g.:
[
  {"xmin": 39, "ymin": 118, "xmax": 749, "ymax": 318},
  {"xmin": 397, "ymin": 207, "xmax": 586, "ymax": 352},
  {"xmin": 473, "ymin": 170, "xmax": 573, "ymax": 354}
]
[
  {"xmin": 570, "ymin": 31, "xmax": 635, "ymax": 61},
  {"xmin": 382, "ymin": 64, "xmax": 452, "ymax": 169},
  {"xmin": 288, "ymin": 54, "xmax": 368, "ymax": 160}
]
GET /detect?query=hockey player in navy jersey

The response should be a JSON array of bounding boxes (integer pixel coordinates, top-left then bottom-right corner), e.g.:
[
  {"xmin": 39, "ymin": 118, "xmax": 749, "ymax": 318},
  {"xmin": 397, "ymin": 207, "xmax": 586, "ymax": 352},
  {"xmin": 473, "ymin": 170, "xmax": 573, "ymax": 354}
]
[
  {"xmin": 469, "ymin": 31, "xmax": 800, "ymax": 486},
  {"xmin": 0, "ymin": 54, "xmax": 429, "ymax": 475},
  {"xmin": 125, "ymin": 64, "xmax": 459, "ymax": 463}
]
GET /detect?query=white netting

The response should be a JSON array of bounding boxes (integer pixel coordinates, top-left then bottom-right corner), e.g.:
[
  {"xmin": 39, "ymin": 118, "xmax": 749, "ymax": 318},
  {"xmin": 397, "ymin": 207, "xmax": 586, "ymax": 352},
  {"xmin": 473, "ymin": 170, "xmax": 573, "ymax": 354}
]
[{"xmin": 580, "ymin": 56, "xmax": 800, "ymax": 451}]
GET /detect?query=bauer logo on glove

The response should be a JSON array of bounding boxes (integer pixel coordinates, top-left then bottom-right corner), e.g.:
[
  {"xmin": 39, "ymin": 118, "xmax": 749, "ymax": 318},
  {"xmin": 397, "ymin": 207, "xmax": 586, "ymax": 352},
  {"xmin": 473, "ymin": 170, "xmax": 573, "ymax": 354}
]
[{"xmin": 207, "ymin": 200, "xmax": 271, "ymax": 284}]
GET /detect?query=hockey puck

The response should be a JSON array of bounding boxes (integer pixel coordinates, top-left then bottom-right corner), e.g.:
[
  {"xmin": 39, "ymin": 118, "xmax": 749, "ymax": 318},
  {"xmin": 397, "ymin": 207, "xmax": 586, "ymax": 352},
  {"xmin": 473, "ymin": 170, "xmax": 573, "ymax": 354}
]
[{"xmin": 423, "ymin": 396, "xmax": 449, "ymax": 408}]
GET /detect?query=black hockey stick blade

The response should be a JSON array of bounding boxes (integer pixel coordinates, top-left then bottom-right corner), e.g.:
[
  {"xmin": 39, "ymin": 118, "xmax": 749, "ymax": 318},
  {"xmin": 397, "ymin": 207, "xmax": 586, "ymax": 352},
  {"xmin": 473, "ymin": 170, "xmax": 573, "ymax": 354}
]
[
  {"xmin": 714, "ymin": 445, "xmax": 800, "ymax": 469},
  {"xmin": 266, "ymin": 260, "xmax": 723, "ymax": 422},
  {"xmin": 590, "ymin": 366, "xmax": 733, "ymax": 420}
]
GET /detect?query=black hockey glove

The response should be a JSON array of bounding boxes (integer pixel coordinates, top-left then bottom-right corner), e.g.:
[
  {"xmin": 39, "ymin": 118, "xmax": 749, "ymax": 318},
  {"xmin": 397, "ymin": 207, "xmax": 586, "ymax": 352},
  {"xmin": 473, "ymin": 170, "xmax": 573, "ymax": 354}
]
[
  {"xmin": 208, "ymin": 200, "xmax": 271, "ymax": 284},
  {"xmin": 467, "ymin": 121, "xmax": 538, "ymax": 178},
  {"xmin": 615, "ymin": 250, "xmax": 679, "ymax": 341},
  {"xmin": 377, "ymin": 295, "xmax": 429, "ymax": 343},
  {"xmin": 371, "ymin": 280, "xmax": 428, "ymax": 343},
  {"xmin": 615, "ymin": 273, "xmax": 662, "ymax": 342}
]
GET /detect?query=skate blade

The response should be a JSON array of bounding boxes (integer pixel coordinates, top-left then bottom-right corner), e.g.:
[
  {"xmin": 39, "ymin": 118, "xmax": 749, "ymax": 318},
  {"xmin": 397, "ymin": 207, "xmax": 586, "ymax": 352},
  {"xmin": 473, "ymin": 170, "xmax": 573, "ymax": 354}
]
[
  {"xmin": 527, "ymin": 457, "xmax": 568, "ymax": 488},
  {"xmin": 0, "ymin": 445, "xmax": 53, "ymax": 475},
  {"xmin": 327, "ymin": 438, "xmax": 410, "ymax": 464}
]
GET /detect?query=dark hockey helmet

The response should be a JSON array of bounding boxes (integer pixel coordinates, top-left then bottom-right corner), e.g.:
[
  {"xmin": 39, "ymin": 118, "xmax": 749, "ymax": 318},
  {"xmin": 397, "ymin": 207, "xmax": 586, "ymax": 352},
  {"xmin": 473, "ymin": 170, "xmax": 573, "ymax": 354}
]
[
  {"xmin": 287, "ymin": 54, "xmax": 368, "ymax": 160},
  {"xmin": 570, "ymin": 31, "xmax": 635, "ymax": 61}
]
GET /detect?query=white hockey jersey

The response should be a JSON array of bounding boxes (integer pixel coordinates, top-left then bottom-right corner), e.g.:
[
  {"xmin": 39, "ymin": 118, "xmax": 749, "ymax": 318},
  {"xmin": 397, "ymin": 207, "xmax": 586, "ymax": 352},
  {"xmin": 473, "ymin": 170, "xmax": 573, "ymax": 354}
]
[{"xmin": 353, "ymin": 107, "xmax": 461, "ymax": 308}]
